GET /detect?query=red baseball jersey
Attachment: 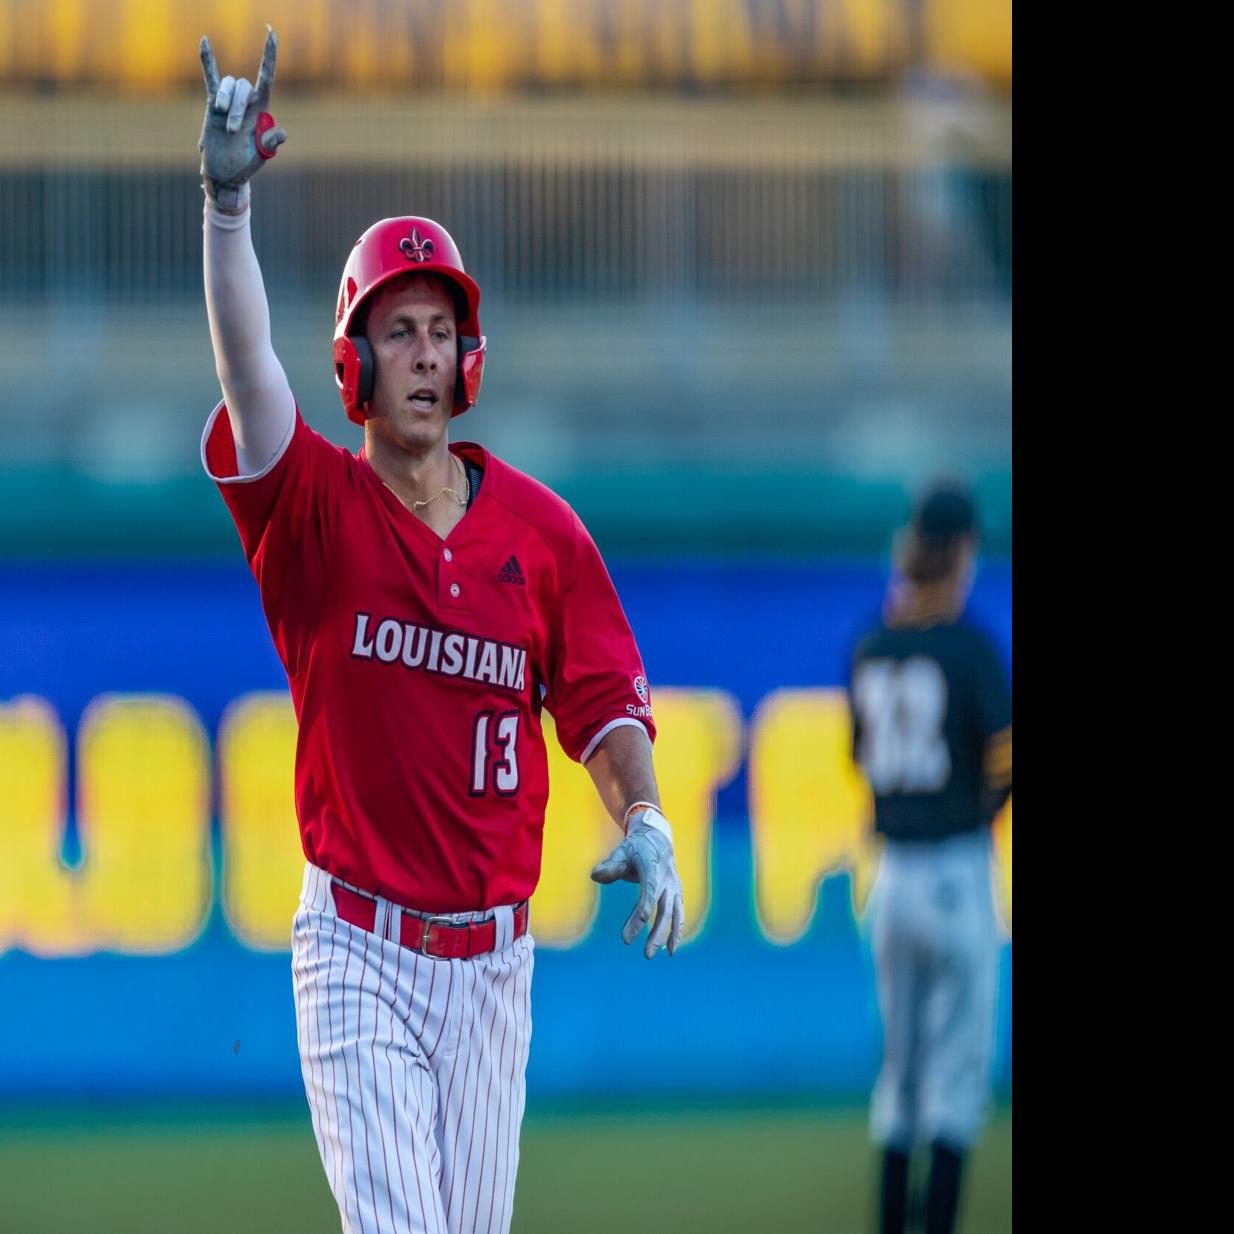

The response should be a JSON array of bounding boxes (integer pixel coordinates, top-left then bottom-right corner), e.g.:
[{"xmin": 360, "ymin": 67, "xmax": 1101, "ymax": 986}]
[{"xmin": 203, "ymin": 404, "xmax": 655, "ymax": 912}]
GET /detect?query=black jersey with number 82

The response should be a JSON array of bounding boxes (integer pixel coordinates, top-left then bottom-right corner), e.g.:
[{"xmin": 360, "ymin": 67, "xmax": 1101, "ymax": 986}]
[{"xmin": 849, "ymin": 620, "xmax": 1011, "ymax": 842}]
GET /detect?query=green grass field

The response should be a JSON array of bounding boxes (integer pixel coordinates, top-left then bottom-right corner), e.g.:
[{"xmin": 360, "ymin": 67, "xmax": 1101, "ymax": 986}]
[{"xmin": 0, "ymin": 1104, "xmax": 1010, "ymax": 1233}]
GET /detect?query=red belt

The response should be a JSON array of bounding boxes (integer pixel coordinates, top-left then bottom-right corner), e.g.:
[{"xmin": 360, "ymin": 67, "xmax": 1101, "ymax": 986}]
[{"xmin": 331, "ymin": 881, "xmax": 528, "ymax": 960}]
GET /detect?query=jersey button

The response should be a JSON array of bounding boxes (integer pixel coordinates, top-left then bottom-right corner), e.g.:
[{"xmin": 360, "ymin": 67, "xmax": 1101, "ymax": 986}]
[
  {"xmin": 450, "ymin": 583, "xmax": 461, "ymax": 598},
  {"xmin": 443, "ymin": 548, "xmax": 453, "ymax": 562}
]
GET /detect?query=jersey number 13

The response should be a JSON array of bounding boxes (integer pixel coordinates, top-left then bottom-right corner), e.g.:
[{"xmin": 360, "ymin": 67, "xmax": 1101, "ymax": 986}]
[{"xmin": 471, "ymin": 711, "xmax": 520, "ymax": 796}]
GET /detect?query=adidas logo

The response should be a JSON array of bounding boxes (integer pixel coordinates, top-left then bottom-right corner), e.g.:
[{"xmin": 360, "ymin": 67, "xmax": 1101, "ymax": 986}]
[{"xmin": 497, "ymin": 555, "xmax": 526, "ymax": 586}]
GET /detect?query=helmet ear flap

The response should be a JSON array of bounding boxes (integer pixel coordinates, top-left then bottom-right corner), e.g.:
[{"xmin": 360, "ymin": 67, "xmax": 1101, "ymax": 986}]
[
  {"xmin": 456, "ymin": 335, "xmax": 485, "ymax": 415},
  {"xmin": 333, "ymin": 335, "xmax": 375, "ymax": 426},
  {"xmin": 352, "ymin": 335, "xmax": 375, "ymax": 407}
]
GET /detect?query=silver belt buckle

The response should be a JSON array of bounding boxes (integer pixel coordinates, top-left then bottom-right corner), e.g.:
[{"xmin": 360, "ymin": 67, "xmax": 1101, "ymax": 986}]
[{"xmin": 420, "ymin": 914, "xmax": 458, "ymax": 957}]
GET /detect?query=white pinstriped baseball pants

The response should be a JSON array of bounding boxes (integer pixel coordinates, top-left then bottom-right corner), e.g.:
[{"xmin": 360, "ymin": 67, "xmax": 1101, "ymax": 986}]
[{"xmin": 292, "ymin": 863, "xmax": 535, "ymax": 1234}]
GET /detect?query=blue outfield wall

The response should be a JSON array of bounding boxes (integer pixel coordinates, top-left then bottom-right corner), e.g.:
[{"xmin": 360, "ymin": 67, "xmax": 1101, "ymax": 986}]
[{"xmin": 0, "ymin": 559, "xmax": 1011, "ymax": 1101}]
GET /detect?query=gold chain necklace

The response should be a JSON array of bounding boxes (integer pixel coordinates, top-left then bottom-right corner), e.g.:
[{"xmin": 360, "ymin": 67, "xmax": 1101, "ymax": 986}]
[{"xmin": 389, "ymin": 454, "xmax": 469, "ymax": 514}]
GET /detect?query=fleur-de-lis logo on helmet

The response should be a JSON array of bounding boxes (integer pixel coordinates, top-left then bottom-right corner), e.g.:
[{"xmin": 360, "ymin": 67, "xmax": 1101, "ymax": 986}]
[{"xmin": 399, "ymin": 227, "xmax": 435, "ymax": 263}]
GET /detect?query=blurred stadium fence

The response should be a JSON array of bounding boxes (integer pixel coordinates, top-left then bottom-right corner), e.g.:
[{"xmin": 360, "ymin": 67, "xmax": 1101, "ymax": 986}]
[
  {"xmin": 2, "ymin": 96, "xmax": 1010, "ymax": 304},
  {"xmin": 0, "ymin": 90, "xmax": 1010, "ymax": 556}
]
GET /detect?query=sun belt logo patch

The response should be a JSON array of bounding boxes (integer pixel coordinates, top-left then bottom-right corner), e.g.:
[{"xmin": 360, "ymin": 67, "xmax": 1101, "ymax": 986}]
[{"xmin": 627, "ymin": 674, "xmax": 652, "ymax": 719}]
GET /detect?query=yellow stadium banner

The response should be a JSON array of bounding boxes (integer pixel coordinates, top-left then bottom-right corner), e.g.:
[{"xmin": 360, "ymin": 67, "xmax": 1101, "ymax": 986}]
[
  {"xmin": 993, "ymin": 796, "xmax": 1011, "ymax": 932},
  {"xmin": 0, "ymin": 696, "xmax": 73, "ymax": 955},
  {"xmin": 749, "ymin": 687, "xmax": 1014, "ymax": 943},
  {"xmin": 0, "ymin": 693, "xmax": 212, "ymax": 956},
  {"xmin": 0, "ymin": 0, "xmax": 1011, "ymax": 92},
  {"xmin": 0, "ymin": 689, "xmax": 1010, "ymax": 957},
  {"xmin": 218, "ymin": 691, "xmax": 303, "ymax": 950},
  {"xmin": 748, "ymin": 687, "xmax": 875, "ymax": 945},
  {"xmin": 533, "ymin": 689, "xmax": 742, "ymax": 948}
]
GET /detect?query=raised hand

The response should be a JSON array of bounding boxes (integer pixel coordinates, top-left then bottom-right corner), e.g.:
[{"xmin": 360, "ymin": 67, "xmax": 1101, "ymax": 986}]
[
  {"xmin": 199, "ymin": 27, "xmax": 287, "ymax": 211},
  {"xmin": 590, "ymin": 808, "xmax": 685, "ymax": 959}
]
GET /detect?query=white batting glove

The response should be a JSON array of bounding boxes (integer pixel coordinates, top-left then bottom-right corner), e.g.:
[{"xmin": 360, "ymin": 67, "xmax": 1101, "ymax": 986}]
[
  {"xmin": 198, "ymin": 27, "xmax": 288, "ymax": 213},
  {"xmin": 590, "ymin": 806, "xmax": 685, "ymax": 959}
]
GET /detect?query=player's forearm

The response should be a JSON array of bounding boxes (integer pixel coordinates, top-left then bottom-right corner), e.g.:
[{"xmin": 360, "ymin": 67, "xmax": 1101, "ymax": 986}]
[
  {"xmin": 587, "ymin": 722, "xmax": 682, "ymax": 958},
  {"xmin": 204, "ymin": 199, "xmax": 276, "ymax": 378},
  {"xmin": 584, "ymin": 722, "xmax": 660, "ymax": 828},
  {"xmin": 203, "ymin": 198, "xmax": 295, "ymax": 470}
]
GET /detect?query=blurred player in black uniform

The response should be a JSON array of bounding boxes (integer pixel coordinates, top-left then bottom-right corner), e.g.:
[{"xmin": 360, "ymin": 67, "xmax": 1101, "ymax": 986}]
[{"xmin": 849, "ymin": 481, "xmax": 1012, "ymax": 1234}]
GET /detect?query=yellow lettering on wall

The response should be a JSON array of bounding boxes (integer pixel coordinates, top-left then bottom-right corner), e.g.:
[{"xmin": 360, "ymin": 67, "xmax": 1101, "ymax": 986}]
[
  {"xmin": 1, "ymin": 694, "xmax": 211, "ymax": 956},
  {"xmin": 218, "ymin": 692, "xmax": 303, "ymax": 950},
  {"xmin": 3, "ymin": 685, "xmax": 1010, "ymax": 959},
  {"xmin": 749, "ymin": 688, "xmax": 874, "ymax": 944},
  {"xmin": 993, "ymin": 797, "xmax": 1011, "ymax": 933},
  {"xmin": 75, "ymin": 695, "xmax": 212, "ymax": 953},
  {"xmin": 534, "ymin": 713, "xmax": 614, "ymax": 948},
  {"xmin": 649, "ymin": 689, "xmax": 742, "ymax": 941},
  {"xmin": 535, "ymin": 689, "xmax": 741, "ymax": 948},
  {"xmin": 0, "ymin": 697, "xmax": 72, "ymax": 955}
]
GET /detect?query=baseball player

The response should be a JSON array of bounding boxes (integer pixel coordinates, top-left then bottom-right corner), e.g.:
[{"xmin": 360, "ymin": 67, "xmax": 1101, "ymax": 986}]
[
  {"xmin": 848, "ymin": 481, "xmax": 1011, "ymax": 1234},
  {"xmin": 197, "ymin": 30, "xmax": 684, "ymax": 1234}
]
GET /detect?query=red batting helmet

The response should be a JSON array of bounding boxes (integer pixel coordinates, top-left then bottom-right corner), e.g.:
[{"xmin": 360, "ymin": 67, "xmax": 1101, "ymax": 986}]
[{"xmin": 332, "ymin": 217, "xmax": 485, "ymax": 426}]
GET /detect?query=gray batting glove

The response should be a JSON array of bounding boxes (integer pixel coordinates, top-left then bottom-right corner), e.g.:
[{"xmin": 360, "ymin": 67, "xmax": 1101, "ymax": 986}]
[
  {"xmin": 199, "ymin": 27, "xmax": 287, "ymax": 213},
  {"xmin": 590, "ymin": 807, "xmax": 685, "ymax": 959}
]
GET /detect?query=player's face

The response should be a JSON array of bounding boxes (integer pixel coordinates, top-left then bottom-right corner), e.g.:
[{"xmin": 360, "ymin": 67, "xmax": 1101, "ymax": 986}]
[{"xmin": 365, "ymin": 275, "xmax": 458, "ymax": 452}]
